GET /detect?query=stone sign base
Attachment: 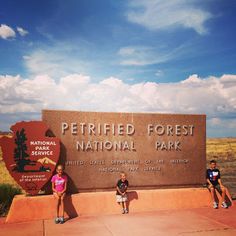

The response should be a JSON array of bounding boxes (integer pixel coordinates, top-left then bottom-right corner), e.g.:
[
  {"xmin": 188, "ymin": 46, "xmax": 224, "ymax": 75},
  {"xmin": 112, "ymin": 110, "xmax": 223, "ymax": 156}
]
[{"xmin": 6, "ymin": 188, "xmax": 213, "ymax": 223}]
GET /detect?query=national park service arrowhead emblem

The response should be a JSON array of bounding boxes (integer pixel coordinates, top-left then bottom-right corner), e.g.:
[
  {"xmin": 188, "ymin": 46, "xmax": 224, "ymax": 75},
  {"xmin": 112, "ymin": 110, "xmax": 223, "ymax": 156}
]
[{"xmin": 0, "ymin": 121, "xmax": 60, "ymax": 195}]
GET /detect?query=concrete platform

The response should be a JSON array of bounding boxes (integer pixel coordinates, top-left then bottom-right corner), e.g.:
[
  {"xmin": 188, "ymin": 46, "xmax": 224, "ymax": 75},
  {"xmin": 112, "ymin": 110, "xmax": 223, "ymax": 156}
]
[
  {"xmin": 1, "ymin": 206, "xmax": 236, "ymax": 236},
  {"xmin": 6, "ymin": 188, "xmax": 213, "ymax": 223}
]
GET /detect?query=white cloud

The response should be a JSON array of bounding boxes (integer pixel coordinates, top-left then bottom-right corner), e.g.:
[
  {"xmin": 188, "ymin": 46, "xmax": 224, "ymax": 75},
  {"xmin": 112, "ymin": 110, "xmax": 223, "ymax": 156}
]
[
  {"xmin": 126, "ymin": 0, "xmax": 212, "ymax": 35},
  {"xmin": 0, "ymin": 24, "xmax": 28, "ymax": 40},
  {"xmin": 118, "ymin": 46, "xmax": 176, "ymax": 66},
  {"xmin": 23, "ymin": 43, "xmax": 90, "ymax": 77},
  {"xmin": 23, "ymin": 50, "xmax": 61, "ymax": 76},
  {"xmin": 17, "ymin": 27, "xmax": 29, "ymax": 36},
  {"xmin": 0, "ymin": 73, "xmax": 236, "ymax": 136},
  {"xmin": 0, "ymin": 24, "xmax": 16, "ymax": 39},
  {"xmin": 117, "ymin": 43, "xmax": 191, "ymax": 66},
  {"xmin": 209, "ymin": 117, "xmax": 221, "ymax": 126},
  {"xmin": 118, "ymin": 47, "xmax": 136, "ymax": 56},
  {"xmin": 181, "ymin": 74, "xmax": 203, "ymax": 84},
  {"xmin": 155, "ymin": 70, "xmax": 164, "ymax": 77},
  {"xmin": 207, "ymin": 117, "xmax": 236, "ymax": 137}
]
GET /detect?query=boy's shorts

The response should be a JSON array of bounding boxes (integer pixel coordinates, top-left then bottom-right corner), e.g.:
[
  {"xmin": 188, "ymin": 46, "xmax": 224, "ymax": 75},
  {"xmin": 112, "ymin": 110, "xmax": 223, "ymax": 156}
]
[
  {"xmin": 116, "ymin": 194, "xmax": 128, "ymax": 203},
  {"xmin": 208, "ymin": 183, "xmax": 222, "ymax": 193}
]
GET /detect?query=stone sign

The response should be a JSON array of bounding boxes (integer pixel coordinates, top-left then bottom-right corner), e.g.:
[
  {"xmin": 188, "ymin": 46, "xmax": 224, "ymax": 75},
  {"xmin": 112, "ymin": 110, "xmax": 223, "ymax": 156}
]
[
  {"xmin": 42, "ymin": 110, "xmax": 206, "ymax": 193},
  {"xmin": 0, "ymin": 121, "xmax": 60, "ymax": 195}
]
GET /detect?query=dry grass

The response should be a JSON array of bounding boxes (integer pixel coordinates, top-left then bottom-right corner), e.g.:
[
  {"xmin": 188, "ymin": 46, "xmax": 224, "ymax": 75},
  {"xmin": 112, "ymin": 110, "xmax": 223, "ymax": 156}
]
[
  {"xmin": 0, "ymin": 162, "xmax": 19, "ymax": 187},
  {"xmin": 207, "ymin": 138, "xmax": 236, "ymax": 161},
  {"xmin": 0, "ymin": 135, "xmax": 20, "ymax": 188},
  {"xmin": 0, "ymin": 148, "xmax": 19, "ymax": 188}
]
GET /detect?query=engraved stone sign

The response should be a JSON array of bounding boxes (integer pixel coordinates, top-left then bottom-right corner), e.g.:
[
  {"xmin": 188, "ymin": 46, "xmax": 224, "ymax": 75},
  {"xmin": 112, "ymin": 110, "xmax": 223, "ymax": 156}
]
[{"xmin": 42, "ymin": 110, "xmax": 206, "ymax": 192}]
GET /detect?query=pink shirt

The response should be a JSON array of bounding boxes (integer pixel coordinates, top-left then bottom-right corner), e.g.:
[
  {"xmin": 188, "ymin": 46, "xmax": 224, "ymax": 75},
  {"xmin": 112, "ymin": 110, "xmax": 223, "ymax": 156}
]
[{"xmin": 51, "ymin": 174, "xmax": 68, "ymax": 192}]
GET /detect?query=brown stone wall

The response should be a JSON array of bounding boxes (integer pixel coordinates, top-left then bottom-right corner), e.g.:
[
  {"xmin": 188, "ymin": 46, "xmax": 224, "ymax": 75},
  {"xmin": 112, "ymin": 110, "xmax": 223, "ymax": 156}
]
[{"xmin": 42, "ymin": 110, "xmax": 206, "ymax": 192}]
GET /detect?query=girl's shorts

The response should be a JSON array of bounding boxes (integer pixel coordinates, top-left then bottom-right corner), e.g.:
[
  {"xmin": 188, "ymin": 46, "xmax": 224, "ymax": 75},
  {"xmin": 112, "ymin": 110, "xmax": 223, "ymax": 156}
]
[{"xmin": 116, "ymin": 194, "xmax": 128, "ymax": 202}]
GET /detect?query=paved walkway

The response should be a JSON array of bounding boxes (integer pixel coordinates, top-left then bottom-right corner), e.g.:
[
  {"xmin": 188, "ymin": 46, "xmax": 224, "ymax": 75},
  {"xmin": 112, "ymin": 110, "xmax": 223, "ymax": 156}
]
[{"xmin": 1, "ymin": 206, "xmax": 236, "ymax": 236}]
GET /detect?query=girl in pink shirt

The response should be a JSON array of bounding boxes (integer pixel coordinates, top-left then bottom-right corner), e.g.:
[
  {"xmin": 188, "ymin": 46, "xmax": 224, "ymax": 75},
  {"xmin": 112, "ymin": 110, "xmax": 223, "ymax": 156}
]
[{"xmin": 51, "ymin": 164, "xmax": 68, "ymax": 224}]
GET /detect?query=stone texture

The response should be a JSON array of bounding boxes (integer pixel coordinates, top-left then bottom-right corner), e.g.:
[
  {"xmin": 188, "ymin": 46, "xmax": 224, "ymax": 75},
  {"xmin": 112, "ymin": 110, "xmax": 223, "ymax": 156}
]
[{"xmin": 42, "ymin": 110, "xmax": 206, "ymax": 192}]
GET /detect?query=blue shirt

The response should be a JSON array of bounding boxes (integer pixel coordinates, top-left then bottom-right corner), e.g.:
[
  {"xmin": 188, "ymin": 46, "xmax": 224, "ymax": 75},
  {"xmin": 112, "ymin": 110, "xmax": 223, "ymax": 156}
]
[{"xmin": 206, "ymin": 168, "xmax": 221, "ymax": 186}]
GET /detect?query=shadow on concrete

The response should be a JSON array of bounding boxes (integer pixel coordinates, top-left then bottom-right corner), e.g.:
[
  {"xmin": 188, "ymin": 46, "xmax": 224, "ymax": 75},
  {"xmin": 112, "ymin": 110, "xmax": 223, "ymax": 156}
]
[
  {"xmin": 207, "ymin": 187, "xmax": 233, "ymax": 207},
  {"xmin": 127, "ymin": 191, "xmax": 138, "ymax": 212},
  {"xmin": 64, "ymin": 194, "xmax": 79, "ymax": 220}
]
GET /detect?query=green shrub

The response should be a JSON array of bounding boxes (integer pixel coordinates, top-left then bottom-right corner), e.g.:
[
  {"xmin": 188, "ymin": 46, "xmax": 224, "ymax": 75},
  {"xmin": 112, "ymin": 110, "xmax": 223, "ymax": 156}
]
[{"xmin": 0, "ymin": 183, "xmax": 22, "ymax": 216}]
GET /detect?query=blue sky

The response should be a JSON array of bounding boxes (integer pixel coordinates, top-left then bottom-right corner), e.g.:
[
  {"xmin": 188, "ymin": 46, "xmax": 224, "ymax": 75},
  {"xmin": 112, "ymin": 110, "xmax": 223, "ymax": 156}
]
[{"xmin": 0, "ymin": 0, "xmax": 236, "ymax": 137}]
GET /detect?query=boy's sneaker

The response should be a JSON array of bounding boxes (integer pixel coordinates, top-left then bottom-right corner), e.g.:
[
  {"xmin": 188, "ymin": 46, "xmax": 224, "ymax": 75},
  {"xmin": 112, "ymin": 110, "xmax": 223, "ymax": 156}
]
[
  {"xmin": 213, "ymin": 202, "xmax": 218, "ymax": 209},
  {"xmin": 124, "ymin": 209, "xmax": 129, "ymax": 214},
  {"xmin": 221, "ymin": 202, "xmax": 228, "ymax": 209},
  {"xmin": 59, "ymin": 217, "xmax": 65, "ymax": 224},
  {"xmin": 122, "ymin": 208, "xmax": 125, "ymax": 214},
  {"xmin": 55, "ymin": 217, "xmax": 60, "ymax": 224}
]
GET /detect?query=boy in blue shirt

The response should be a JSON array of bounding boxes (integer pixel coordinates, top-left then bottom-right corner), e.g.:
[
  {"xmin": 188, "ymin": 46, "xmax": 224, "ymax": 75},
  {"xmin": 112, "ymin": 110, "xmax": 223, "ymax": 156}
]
[{"xmin": 206, "ymin": 160, "xmax": 233, "ymax": 209}]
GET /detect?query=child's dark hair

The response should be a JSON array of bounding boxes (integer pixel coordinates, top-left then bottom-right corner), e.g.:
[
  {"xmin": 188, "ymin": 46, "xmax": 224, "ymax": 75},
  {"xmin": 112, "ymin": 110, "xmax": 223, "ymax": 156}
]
[
  {"xmin": 56, "ymin": 164, "xmax": 64, "ymax": 170},
  {"xmin": 210, "ymin": 160, "xmax": 216, "ymax": 164}
]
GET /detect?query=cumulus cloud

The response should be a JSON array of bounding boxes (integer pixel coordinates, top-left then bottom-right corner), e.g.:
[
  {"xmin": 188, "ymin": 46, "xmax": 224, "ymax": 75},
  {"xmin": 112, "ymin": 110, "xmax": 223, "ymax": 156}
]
[
  {"xmin": 0, "ymin": 73, "xmax": 236, "ymax": 136},
  {"xmin": 126, "ymin": 0, "xmax": 212, "ymax": 35},
  {"xmin": 0, "ymin": 24, "xmax": 28, "ymax": 40},
  {"xmin": 0, "ymin": 24, "xmax": 16, "ymax": 39},
  {"xmin": 0, "ymin": 73, "xmax": 235, "ymax": 115},
  {"xmin": 17, "ymin": 27, "xmax": 29, "ymax": 36}
]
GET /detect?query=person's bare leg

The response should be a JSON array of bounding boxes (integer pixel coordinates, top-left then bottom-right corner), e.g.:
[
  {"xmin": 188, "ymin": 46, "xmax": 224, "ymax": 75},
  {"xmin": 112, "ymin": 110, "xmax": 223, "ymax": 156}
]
[
  {"xmin": 124, "ymin": 201, "xmax": 129, "ymax": 213},
  {"xmin": 60, "ymin": 193, "xmax": 66, "ymax": 218},
  {"xmin": 124, "ymin": 201, "xmax": 128, "ymax": 210},
  {"xmin": 121, "ymin": 202, "xmax": 125, "ymax": 209},
  {"xmin": 210, "ymin": 187, "xmax": 216, "ymax": 203},
  {"xmin": 54, "ymin": 193, "xmax": 60, "ymax": 217},
  {"xmin": 221, "ymin": 186, "xmax": 226, "ymax": 202}
]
